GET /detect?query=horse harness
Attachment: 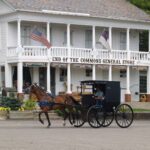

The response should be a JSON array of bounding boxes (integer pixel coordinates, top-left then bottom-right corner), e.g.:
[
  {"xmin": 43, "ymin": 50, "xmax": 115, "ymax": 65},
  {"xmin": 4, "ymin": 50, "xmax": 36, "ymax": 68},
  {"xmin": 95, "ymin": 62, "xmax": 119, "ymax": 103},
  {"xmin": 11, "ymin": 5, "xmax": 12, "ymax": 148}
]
[{"xmin": 38, "ymin": 100, "xmax": 55, "ymax": 108}]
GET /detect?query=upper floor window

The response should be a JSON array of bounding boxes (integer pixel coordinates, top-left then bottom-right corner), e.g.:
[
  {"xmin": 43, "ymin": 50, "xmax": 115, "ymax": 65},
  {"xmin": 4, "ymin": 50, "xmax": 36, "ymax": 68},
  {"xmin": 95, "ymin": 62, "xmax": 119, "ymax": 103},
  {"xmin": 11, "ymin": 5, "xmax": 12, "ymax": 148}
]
[
  {"xmin": 139, "ymin": 31, "xmax": 148, "ymax": 52},
  {"xmin": 120, "ymin": 32, "xmax": 126, "ymax": 50},
  {"xmin": 21, "ymin": 26, "xmax": 31, "ymax": 46},
  {"xmin": 85, "ymin": 30, "xmax": 92, "ymax": 48},
  {"xmin": 21, "ymin": 25, "xmax": 46, "ymax": 46}
]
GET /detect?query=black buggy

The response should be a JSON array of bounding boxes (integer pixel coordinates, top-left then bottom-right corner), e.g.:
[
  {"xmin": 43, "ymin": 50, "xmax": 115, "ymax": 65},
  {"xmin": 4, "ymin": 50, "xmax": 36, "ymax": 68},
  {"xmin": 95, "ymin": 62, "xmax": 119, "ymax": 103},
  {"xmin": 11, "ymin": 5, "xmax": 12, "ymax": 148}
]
[{"xmin": 69, "ymin": 80, "xmax": 134, "ymax": 128}]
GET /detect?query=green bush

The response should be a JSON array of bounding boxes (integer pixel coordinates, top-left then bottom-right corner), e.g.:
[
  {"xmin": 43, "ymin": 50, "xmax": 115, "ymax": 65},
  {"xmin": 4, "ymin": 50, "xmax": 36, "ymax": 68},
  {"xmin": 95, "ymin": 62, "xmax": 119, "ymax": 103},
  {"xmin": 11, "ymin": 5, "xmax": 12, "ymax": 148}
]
[
  {"xmin": 23, "ymin": 99, "xmax": 36, "ymax": 110},
  {"xmin": 1, "ymin": 97, "xmax": 22, "ymax": 111},
  {"xmin": 54, "ymin": 109, "xmax": 64, "ymax": 117}
]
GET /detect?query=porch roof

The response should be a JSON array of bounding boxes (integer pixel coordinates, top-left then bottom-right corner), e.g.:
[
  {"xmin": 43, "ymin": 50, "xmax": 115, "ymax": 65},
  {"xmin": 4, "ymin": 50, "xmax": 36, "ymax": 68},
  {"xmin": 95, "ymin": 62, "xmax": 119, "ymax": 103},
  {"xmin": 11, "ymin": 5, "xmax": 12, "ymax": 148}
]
[{"xmin": 5, "ymin": 0, "xmax": 150, "ymax": 22}]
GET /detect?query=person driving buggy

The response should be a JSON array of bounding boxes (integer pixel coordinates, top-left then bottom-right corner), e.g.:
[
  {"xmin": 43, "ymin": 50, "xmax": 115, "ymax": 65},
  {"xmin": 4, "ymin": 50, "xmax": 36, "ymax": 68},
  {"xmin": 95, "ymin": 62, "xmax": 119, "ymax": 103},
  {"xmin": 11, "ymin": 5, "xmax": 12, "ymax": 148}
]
[{"xmin": 94, "ymin": 85, "xmax": 105, "ymax": 105}]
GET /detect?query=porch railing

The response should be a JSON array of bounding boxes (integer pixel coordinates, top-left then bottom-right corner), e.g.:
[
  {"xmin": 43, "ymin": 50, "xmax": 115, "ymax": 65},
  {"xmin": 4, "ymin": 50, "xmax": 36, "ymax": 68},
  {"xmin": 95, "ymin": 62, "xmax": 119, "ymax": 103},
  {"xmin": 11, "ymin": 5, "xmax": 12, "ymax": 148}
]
[
  {"xmin": 23, "ymin": 46, "xmax": 47, "ymax": 56},
  {"xmin": 7, "ymin": 46, "xmax": 150, "ymax": 65},
  {"xmin": 7, "ymin": 47, "xmax": 18, "ymax": 57}
]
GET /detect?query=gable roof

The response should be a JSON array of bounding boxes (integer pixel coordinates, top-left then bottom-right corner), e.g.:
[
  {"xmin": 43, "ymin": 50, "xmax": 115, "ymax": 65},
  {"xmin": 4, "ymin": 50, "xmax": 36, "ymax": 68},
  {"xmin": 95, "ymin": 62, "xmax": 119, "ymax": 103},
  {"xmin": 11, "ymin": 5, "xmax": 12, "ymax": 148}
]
[{"xmin": 4, "ymin": 0, "xmax": 150, "ymax": 22}]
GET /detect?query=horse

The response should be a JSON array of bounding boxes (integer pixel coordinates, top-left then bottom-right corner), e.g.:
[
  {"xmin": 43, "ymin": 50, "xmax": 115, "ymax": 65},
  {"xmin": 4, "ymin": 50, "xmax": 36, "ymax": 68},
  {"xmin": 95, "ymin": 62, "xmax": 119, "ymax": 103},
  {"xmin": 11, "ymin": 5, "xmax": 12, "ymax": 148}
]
[{"xmin": 29, "ymin": 83, "xmax": 79, "ymax": 127}]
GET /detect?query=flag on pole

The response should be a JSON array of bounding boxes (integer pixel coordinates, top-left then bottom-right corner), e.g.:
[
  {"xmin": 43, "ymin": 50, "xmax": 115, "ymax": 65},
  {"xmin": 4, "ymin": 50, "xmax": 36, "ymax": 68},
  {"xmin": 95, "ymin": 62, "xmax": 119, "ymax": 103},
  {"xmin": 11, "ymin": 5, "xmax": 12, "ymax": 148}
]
[
  {"xmin": 99, "ymin": 30, "xmax": 111, "ymax": 51},
  {"xmin": 30, "ymin": 28, "xmax": 51, "ymax": 48}
]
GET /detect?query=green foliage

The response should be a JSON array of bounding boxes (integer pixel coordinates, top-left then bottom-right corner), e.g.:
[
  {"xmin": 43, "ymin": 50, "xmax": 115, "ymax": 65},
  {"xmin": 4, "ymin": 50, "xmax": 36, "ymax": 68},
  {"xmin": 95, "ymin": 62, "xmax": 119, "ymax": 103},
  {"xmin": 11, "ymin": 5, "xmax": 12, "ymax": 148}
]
[
  {"xmin": 23, "ymin": 99, "xmax": 36, "ymax": 110},
  {"xmin": 54, "ymin": 109, "xmax": 64, "ymax": 117},
  {"xmin": 1, "ymin": 97, "xmax": 22, "ymax": 111},
  {"xmin": 133, "ymin": 108, "xmax": 150, "ymax": 112},
  {"xmin": 129, "ymin": 0, "xmax": 150, "ymax": 13}
]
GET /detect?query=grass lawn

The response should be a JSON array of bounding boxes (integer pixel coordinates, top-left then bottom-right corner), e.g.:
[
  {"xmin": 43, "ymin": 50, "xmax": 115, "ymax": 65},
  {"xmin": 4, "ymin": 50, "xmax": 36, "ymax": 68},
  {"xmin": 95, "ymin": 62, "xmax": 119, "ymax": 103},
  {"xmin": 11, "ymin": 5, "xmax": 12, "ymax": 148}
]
[{"xmin": 133, "ymin": 108, "xmax": 150, "ymax": 112}]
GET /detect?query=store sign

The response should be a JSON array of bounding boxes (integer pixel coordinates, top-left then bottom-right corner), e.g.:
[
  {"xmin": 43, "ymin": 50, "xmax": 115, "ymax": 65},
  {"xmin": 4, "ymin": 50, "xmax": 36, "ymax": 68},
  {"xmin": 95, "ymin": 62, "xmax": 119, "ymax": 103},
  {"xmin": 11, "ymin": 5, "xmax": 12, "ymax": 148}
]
[
  {"xmin": 52, "ymin": 57, "xmax": 135, "ymax": 65},
  {"xmin": 24, "ymin": 63, "xmax": 46, "ymax": 67}
]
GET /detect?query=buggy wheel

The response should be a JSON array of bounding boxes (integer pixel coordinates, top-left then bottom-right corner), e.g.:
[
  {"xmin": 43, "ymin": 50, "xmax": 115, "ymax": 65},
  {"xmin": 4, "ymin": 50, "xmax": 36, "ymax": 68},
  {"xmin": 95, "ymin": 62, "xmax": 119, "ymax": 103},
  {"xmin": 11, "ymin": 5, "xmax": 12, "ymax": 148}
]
[
  {"xmin": 69, "ymin": 109, "xmax": 85, "ymax": 127},
  {"xmin": 103, "ymin": 111, "xmax": 114, "ymax": 127},
  {"xmin": 87, "ymin": 106, "xmax": 104, "ymax": 128},
  {"xmin": 115, "ymin": 104, "xmax": 134, "ymax": 128}
]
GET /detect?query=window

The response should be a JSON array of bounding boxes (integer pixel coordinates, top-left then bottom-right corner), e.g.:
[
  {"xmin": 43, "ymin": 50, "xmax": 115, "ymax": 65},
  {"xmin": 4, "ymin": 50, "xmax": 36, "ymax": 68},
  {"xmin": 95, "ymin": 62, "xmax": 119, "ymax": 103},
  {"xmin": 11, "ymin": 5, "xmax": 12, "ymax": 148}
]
[
  {"xmin": 85, "ymin": 69, "xmax": 92, "ymax": 77},
  {"xmin": 120, "ymin": 70, "xmax": 126, "ymax": 78},
  {"xmin": 140, "ymin": 71, "xmax": 147, "ymax": 93},
  {"xmin": 85, "ymin": 30, "xmax": 92, "ymax": 48},
  {"xmin": 139, "ymin": 31, "xmax": 148, "ymax": 52},
  {"xmin": 60, "ymin": 68, "xmax": 67, "ymax": 81},
  {"xmin": 21, "ymin": 25, "xmax": 46, "ymax": 46},
  {"xmin": 21, "ymin": 26, "xmax": 31, "ymax": 46},
  {"xmin": 120, "ymin": 32, "xmax": 126, "ymax": 50}
]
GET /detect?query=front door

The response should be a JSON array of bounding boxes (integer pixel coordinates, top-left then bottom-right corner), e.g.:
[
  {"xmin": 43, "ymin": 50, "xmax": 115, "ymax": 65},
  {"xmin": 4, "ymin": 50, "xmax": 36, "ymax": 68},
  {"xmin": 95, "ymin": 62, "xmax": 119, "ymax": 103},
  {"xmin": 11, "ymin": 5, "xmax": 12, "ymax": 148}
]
[
  {"xmin": 39, "ymin": 67, "xmax": 47, "ymax": 89},
  {"xmin": 51, "ymin": 67, "xmax": 56, "ymax": 96}
]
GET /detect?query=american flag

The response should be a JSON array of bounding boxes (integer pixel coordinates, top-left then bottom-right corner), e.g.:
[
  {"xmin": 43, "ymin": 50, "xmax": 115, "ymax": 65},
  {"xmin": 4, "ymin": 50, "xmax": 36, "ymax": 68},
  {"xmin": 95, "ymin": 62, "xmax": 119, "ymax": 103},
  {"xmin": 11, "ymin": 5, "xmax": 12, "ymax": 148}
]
[
  {"xmin": 99, "ymin": 30, "xmax": 111, "ymax": 51},
  {"xmin": 30, "ymin": 28, "xmax": 51, "ymax": 48}
]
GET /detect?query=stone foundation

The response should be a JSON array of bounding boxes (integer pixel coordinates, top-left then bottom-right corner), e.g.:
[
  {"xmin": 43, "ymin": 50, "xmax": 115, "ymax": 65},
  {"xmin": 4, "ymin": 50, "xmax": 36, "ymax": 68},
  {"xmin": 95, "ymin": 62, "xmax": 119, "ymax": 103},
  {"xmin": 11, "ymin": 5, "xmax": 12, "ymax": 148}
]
[{"xmin": 125, "ymin": 94, "xmax": 131, "ymax": 102}]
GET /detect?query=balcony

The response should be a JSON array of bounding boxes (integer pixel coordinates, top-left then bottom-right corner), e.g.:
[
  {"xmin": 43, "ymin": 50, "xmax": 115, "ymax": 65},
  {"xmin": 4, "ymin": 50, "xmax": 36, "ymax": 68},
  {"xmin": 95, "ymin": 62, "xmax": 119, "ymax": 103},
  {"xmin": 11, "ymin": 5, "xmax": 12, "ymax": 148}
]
[{"xmin": 7, "ymin": 46, "xmax": 150, "ymax": 66}]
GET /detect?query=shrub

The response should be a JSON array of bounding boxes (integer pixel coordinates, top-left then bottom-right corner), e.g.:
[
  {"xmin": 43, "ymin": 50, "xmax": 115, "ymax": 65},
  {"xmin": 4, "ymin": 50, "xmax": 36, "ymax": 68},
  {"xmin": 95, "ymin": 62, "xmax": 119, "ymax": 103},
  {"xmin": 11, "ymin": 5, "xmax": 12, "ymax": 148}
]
[
  {"xmin": 1, "ymin": 97, "xmax": 22, "ymax": 111},
  {"xmin": 0, "ymin": 106, "xmax": 10, "ymax": 111},
  {"xmin": 23, "ymin": 99, "xmax": 36, "ymax": 110}
]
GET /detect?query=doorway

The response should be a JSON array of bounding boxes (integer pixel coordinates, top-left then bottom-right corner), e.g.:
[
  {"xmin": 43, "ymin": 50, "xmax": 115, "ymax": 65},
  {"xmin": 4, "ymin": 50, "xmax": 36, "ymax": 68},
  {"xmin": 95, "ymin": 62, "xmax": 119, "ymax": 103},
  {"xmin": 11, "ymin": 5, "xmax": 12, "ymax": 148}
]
[{"xmin": 51, "ymin": 67, "xmax": 56, "ymax": 96}]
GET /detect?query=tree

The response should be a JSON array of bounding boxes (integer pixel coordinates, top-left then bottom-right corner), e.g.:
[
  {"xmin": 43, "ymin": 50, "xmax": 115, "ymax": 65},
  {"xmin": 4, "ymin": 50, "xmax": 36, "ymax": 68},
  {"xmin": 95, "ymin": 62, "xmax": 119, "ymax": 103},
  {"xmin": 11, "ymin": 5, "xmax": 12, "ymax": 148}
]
[
  {"xmin": 129, "ymin": 0, "xmax": 150, "ymax": 51},
  {"xmin": 129, "ymin": 0, "xmax": 150, "ymax": 13}
]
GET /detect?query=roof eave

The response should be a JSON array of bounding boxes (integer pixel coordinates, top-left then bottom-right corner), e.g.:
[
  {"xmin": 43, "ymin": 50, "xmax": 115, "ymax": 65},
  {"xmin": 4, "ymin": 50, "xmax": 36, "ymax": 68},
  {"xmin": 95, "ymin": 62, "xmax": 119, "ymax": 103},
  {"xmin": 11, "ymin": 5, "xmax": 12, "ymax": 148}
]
[{"xmin": 15, "ymin": 9, "xmax": 150, "ymax": 24}]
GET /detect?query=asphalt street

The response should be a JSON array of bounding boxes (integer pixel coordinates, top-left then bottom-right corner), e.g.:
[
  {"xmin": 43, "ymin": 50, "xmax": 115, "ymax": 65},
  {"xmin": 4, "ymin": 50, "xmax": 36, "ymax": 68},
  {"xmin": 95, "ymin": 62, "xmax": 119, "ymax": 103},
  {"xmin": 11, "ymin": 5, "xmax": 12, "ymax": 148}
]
[{"xmin": 0, "ymin": 120, "xmax": 150, "ymax": 150}]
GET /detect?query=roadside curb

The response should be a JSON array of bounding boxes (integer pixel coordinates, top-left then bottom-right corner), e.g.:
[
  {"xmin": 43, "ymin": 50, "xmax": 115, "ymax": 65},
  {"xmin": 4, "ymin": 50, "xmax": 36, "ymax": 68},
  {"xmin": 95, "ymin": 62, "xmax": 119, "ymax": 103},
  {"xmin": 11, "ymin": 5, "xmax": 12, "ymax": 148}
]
[{"xmin": 134, "ymin": 112, "xmax": 150, "ymax": 120}]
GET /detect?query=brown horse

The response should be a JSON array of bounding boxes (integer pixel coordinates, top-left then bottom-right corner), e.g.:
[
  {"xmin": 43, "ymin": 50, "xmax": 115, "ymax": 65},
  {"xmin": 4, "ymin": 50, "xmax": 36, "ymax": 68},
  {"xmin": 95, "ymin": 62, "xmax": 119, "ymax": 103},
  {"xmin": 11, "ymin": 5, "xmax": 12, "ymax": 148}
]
[{"xmin": 29, "ymin": 83, "xmax": 79, "ymax": 127}]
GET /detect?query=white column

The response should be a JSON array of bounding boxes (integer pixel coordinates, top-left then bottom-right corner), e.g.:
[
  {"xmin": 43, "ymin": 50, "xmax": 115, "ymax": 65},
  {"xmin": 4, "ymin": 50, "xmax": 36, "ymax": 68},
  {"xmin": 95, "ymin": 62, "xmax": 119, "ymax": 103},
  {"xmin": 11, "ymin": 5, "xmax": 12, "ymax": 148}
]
[
  {"xmin": 92, "ymin": 26, "xmax": 96, "ymax": 80},
  {"xmin": 17, "ymin": 62, "xmax": 23, "ymax": 93},
  {"xmin": 92, "ymin": 26, "xmax": 96, "ymax": 49},
  {"xmin": 67, "ymin": 63, "xmax": 71, "ymax": 94},
  {"xmin": 67, "ymin": 24, "xmax": 71, "ymax": 58},
  {"xmin": 126, "ymin": 66, "xmax": 130, "ymax": 94},
  {"xmin": 108, "ymin": 65, "xmax": 112, "ymax": 81},
  {"xmin": 5, "ymin": 63, "xmax": 12, "ymax": 87},
  {"xmin": 47, "ymin": 62, "xmax": 51, "ymax": 93},
  {"xmin": 17, "ymin": 19, "xmax": 21, "ymax": 47},
  {"xmin": 47, "ymin": 22, "xmax": 50, "ymax": 42},
  {"xmin": 92, "ymin": 65, "xmax": 96, "ymax": 80},
  {"xmin": 66, "ymin": 24, "xmax": 71, "ymax": 93},
  {"xmin": 127, "ymin": 28, "xmax": 130, "ymax": 59},
  {"xmin": 109, "ymin": 27, "xmax": 112, "ymax": 49}
]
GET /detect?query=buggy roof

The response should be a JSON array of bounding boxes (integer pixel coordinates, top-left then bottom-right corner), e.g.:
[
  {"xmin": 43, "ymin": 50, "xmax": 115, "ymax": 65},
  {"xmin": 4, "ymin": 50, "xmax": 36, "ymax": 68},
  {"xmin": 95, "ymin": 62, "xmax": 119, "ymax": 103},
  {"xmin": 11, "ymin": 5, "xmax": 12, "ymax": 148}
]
[{"xmin": 80, "ymin": 80, "xmax": 120, "ymax": 85}]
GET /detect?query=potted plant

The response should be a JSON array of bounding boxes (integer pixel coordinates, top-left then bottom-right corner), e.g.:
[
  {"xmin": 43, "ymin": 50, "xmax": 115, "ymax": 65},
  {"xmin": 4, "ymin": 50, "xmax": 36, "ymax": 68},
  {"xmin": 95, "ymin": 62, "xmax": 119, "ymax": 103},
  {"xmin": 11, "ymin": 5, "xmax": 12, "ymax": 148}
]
[{"xmin": 0, "ymin": 107, "xmax": 10, "ymax": 120}]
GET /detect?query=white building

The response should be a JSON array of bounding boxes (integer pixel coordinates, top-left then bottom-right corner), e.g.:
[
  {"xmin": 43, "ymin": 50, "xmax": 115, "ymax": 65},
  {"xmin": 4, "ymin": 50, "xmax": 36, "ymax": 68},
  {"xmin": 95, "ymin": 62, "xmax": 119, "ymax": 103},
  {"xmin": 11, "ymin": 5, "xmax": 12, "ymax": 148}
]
[{"xmin": 0, "ymin": 0, "xmax": 150, "ymax": 102}]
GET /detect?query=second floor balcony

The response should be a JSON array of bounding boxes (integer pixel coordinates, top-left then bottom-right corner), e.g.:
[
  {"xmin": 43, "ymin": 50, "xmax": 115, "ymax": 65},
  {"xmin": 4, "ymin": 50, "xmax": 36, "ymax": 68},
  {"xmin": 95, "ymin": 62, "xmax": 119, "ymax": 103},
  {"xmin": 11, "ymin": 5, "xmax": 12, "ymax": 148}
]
[{"xmin": 7, "ymin": 46, "xmax": 150, "ymax": 66}]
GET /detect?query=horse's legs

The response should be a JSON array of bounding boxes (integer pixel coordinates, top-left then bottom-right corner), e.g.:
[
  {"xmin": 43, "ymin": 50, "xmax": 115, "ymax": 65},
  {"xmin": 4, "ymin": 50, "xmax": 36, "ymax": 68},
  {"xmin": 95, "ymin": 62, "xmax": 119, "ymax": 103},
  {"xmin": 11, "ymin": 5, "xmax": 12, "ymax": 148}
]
[
  {"xmin": 39, "ymin": 111, "xmax": 44, "ymax": 124},
  {"xmin": 62, "ymin": 109, "xmax": 69, "ymax": 126},
  {"xmin": 44, "ymin": 112, "xmax": 51, "ymax": 128}
]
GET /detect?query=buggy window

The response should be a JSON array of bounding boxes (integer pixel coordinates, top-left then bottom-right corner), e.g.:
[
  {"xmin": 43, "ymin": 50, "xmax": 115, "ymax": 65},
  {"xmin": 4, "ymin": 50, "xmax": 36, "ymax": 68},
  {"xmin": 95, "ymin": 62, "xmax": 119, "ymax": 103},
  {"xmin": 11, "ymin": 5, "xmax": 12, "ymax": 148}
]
[{"xmin": 81, "ymin": 84, "xmax": 93, "ymax": 95}]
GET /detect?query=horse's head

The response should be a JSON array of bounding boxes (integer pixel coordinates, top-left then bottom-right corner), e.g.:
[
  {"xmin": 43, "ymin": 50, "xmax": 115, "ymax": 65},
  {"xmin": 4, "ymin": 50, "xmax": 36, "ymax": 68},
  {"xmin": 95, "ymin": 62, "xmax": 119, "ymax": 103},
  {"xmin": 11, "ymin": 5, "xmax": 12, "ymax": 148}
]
[{"xmin": 29, "ymin": 83, "xmax": 52, "ymax": 102}]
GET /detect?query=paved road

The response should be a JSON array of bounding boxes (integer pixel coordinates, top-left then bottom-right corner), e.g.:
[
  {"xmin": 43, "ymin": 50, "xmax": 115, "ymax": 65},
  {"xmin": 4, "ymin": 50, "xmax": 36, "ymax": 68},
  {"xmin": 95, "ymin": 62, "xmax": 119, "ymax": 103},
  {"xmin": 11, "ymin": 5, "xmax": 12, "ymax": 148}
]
[{"xmin": 0, "ymin": 120, "xmax": 150, "ymax": 150}]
